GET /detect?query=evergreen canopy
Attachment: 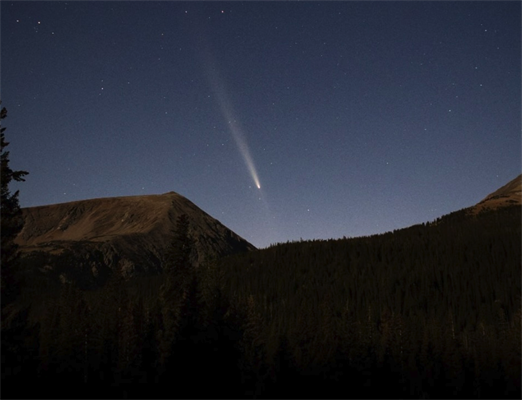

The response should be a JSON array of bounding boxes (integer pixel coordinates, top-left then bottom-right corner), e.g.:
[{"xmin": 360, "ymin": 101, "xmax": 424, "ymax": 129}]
[{"xmin": 1, "ymin": 104, "xmax": 29, "ymax": 306}]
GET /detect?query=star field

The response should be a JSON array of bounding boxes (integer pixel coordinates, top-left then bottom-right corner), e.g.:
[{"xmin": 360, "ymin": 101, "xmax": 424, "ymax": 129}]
[{"xmin": 1, "ymin": 1, "xmax": 520, "ymax": 248}]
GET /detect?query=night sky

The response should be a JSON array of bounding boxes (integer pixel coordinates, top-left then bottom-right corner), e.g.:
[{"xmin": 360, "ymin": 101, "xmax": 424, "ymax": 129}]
[{"xmin": 1, "ymin": 1, "xmax": 520, "ymax": 249}]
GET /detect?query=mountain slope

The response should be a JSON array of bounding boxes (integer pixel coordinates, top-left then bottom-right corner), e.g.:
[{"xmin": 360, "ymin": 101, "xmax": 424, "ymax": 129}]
[
  {"xmin": 15, "ymin": 192, "xmax": 255, "ymax": 286},
  {"xmin": 471, "ymin": 174, "xmax": 521, "ymax": 213}
]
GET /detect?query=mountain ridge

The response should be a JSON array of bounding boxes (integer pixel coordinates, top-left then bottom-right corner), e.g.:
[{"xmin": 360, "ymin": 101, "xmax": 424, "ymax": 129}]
[
  {"xmin": 470, "ymin": 174, "xmax": 521, "ymax": 214},
  {"xmin": 15, "ymin": 191, "xmax": 255, "ymax": 286}
]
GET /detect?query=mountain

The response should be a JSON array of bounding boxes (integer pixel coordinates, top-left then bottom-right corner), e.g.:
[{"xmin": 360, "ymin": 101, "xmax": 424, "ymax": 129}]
[
  {"xmin": 15, "ymin": 191, "xmax": 255, "ymax": 287},
  {"xmin": 471, "ymin": 174, "xmax": 521, "ymax": 213},
  {"xmin": 210, "ymin": 177, "xmax": 521, "ymax": 399},
  {"xmin": 4, "ymin": 178, "xmax": 520, "ymax": 399}
]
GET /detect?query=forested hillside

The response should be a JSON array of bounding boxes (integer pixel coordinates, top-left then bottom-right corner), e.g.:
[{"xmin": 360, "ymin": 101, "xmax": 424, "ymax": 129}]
[
  {"xmin": 2, "ymin": 206, "xmax": 520, "ymax": 399},
  {"xmin": 219, "ymin": 205, "xmax": 521, "ymax": 398}
]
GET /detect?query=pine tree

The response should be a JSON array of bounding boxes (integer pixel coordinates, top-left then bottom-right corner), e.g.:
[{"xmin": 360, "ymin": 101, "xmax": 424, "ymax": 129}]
[
  {"xmin": 157, "ymin": 213, "xmax": 196, "ymax": 366},
  {"xmin": 1, "ymin": 104, "xmax": 29, "ymax": 306}
]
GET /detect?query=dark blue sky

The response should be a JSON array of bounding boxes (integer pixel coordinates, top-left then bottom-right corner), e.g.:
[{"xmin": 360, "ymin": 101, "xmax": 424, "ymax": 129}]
[{"xmin": 2, "ymin": 1, "xmax": 520, "ymax": 248}]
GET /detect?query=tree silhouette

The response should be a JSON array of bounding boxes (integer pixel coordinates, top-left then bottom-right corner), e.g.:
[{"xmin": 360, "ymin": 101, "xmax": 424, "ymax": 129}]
[
  {"xmin": 157, "ymin": 213, "xmax": 196, "ymax": 367},
  {"xmin": 1, "ymin": 104, "xmax": 29, "ymax": 306}
]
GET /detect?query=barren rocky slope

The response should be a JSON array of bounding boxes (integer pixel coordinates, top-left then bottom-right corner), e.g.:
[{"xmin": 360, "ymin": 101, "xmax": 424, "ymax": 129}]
[
  {"xmin": 15, "ymin": 192, "xmax": 255, "ymax": 287},
  {"xmin": 471, "ymin": 174, "xmax": 521, "ymax": 213}
]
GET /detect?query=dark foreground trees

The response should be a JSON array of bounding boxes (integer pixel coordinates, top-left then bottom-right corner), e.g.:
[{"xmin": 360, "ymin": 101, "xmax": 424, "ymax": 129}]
[
  {"xmin": 1, "ymin": 104, "xmax": 29, "ymax": 306},
  {"xmin": 1, "ymin": 103, "xmax": 33, "ymax": 392},
  {"xmin": 2, "ymin": 206, "xmax": 520, "ymax": 398},
  {"xmin": 157, "ymin": 213, "xmax": 195, "ymax": 366}
]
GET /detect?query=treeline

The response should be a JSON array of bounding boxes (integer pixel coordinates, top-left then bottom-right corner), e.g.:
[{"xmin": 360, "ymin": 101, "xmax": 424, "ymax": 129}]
[
  {"xmin": 219, "ymin": 205, "xmax": 521, "ymax": 398},
  {"xmin": 1, "ymin": 207, "xmax": 521, "ymax": 398},
  {"xmin": 2, "ymin": 215, "xmax": 247, "ymax": 399}
]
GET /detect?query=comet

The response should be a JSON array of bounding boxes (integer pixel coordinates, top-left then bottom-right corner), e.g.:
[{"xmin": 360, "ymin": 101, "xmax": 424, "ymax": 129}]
[{"xmin": 200, "ymin": 50, "xmax": 262, "ymax": 190}]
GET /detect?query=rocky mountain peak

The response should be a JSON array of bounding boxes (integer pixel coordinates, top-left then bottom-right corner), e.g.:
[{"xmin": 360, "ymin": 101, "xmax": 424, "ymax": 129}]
[{"xmin": 15, "ymin": 192, "xmax": 255, "ymax": 287}]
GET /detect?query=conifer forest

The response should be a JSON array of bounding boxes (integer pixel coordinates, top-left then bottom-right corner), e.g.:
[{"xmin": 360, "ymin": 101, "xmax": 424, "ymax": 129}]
[
  {"xmin": 2, "ymin": 2, "xmax": 521, "ymax": 398},
  {"xmin": 2, "ymin": 204, "xmax": 520, "ymax": 399}
]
